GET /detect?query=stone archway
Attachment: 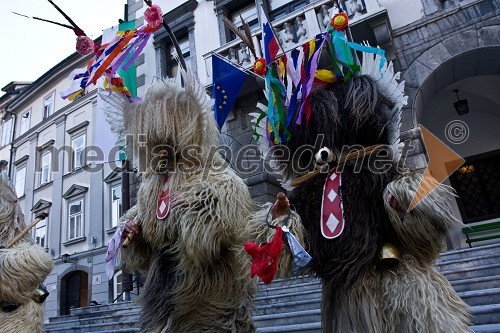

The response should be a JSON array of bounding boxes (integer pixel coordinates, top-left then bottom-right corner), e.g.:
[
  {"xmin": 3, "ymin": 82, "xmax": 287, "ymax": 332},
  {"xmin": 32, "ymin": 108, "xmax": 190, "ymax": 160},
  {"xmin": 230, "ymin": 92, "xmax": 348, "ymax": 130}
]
[
  {"xmin": 57, "ymin": 264, "xmax": 92, "ymax": 315},
  {"xmin": 60, "ymin": 270, "xmax": 89, "ymax": 315},
  {"xmin": 401, "ymin": 24, "xmax": 500, "ymax": 131},
  {"xmin": 394, "ymin": 24, "xmax": 500, "ymax": 172}
]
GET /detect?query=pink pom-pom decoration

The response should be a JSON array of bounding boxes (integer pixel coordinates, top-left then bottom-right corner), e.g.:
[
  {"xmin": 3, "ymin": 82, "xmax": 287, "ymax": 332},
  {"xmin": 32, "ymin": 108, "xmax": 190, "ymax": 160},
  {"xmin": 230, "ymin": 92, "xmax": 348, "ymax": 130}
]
[
  {"xmin": 144, "ymin": 5, "xmax": 163, "ymax": 29},
  {"xmin": 76, "ymin": 36, "xmax": 95, "ymax": 56}
]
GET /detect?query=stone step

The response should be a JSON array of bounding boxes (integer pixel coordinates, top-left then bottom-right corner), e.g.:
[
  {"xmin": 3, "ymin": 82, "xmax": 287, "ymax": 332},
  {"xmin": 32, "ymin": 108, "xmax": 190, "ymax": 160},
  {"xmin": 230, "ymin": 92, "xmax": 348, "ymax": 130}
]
[
  {"xmin": 48, "ymin": 314, "xmax": 79, "ymax": 324},
  {"xmin": 451, "ymin": 274, "xmax": 500, "ymax": 293},
  {"xmin": 470, "ymin": 303, "xmax": 500, "ymax": 326},
  {"xmin": 70, "ymin": 301, "xmax": 137, "ymax": 315},
  {"xmin": 459, "ymin": 288, "xmax": 500, "ymax": 307},
  {"xmin": 438, "ymin": 243, "xmax": 500, "ymax": 262},
  {"xmin": 45, "ymin": 324, "xmax": 83, "ymax": 333},
  {"xmin": 470, "ymin": 323, "xmax": 500, "ymax": 333},
  {"xmin": 257, "ymin": 279, "xmax": 321, "ymax": 296},
  {"xmin": 78, "ymin": 313, "xmax": 141, "ymax": 326},
  {"xmin": 45, "ymin": 318, "xmax": 80, "ymax": 328},
  {"xmin": 94, "ymin": 327, "xmax": 141, "ymax": 333},
  {"xmin": 437, "ymin": 252, "xmax": 500, "ymax": 273},
  {"xmin": 59, "ymin": 322, "xmax": 139, "ymax": 333},
  {"xmin": 46, "ymin": 328, "xmax": 140, "ymax": 333},
  {"xmin": 257, "ymin": 322, "xmax": 322, "ymax": 333},
  {"xmin": 255, "ymin": 297, "xmax": 321, "ymax": 316},
  {"xmin": 75, "ymin": 307, "xmax": 139, "ymax": 320},
  {"xmin": 254, "ymin": 309, "xmax": 321, "ymax": 328},
  {"xmin": 259, "ymin": 276, "xmax": 317, "ymax": 288},
  {"xmin": 442, "ymin": 263, "xmax": 500, "ymax": 281},
  {"xmin": 255, "ymin": 288, "xmax": 322, "ymax": 307},
  {"xmin": 47, "ymin": 307, "xmax": 139, "ymax": 326}
]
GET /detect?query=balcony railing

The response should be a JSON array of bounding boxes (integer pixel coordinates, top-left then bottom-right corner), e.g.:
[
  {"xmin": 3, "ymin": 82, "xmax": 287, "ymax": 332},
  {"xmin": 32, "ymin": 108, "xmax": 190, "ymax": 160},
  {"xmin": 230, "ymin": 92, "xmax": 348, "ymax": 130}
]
[{"xmin": 203, "ymin": 0, "xmax": 380, "ymax": 79}]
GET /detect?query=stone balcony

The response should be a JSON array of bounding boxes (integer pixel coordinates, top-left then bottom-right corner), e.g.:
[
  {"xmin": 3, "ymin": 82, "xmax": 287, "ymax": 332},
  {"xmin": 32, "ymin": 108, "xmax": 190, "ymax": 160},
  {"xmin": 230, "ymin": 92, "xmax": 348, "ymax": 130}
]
[{"xmin": 203, "ymin": 0, "xmax": 393, "ymax": 79}]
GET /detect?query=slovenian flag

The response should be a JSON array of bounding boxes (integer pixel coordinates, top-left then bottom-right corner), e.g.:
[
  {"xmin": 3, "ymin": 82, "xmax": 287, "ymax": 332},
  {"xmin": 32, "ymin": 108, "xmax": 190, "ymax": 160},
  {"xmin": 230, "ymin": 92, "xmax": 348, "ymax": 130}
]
[{"xmin": 260, "ymin": 4, "xmax": 279, "ymax": 64}]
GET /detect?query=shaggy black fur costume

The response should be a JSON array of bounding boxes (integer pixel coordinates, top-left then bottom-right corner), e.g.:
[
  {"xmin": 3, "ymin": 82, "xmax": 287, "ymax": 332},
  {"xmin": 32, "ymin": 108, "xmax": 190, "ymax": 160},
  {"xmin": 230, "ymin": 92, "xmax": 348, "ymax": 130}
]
[{"xmin": 278, "ymin": 75, "xmax": 471, "ymax": 332}]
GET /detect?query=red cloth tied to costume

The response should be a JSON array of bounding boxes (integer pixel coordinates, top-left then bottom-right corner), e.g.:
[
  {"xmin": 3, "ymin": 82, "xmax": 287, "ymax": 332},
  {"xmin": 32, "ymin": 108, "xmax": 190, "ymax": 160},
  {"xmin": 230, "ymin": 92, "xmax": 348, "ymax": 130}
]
[{"xmin": 245, "ymin": 226, "xmax": 283, "ymax": 285}]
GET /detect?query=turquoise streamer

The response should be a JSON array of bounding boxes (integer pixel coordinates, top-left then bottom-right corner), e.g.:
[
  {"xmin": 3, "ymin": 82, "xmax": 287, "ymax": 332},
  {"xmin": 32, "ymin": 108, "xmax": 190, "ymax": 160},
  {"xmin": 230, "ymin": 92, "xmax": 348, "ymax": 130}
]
[
  {"xmin": 265, "ymin": 70, "xmax": 281, "ymax": 143},
  {"xmin": 332, "ymin": 30, "xmax": 353, "ymax": 67},
  {"xmin": 347, "ymin": 41, "xmax": 386, "ymax": 72}
]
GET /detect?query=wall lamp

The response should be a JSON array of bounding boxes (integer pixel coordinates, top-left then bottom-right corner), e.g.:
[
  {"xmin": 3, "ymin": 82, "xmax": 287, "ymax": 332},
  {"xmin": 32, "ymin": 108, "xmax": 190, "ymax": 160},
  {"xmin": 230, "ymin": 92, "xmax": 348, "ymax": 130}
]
[
  {"xmin": 453, "ymin": 89, "xmax": 469, "ymax": 116},
  {"xmin": 61, "ymin": 253, "xmax": 75, "ymax": 264}
]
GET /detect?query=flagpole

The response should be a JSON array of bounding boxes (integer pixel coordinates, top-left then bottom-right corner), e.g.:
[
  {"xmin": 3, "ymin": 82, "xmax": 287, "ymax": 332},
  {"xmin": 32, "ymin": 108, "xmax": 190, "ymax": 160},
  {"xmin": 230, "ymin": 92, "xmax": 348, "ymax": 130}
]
[
  {"xmin": 143, "ymin": 0, "xmax": 187, "ymax": 71},
  {"xmin": 335, "ymin": 0, "xmax": 361, "ymax": 67}
]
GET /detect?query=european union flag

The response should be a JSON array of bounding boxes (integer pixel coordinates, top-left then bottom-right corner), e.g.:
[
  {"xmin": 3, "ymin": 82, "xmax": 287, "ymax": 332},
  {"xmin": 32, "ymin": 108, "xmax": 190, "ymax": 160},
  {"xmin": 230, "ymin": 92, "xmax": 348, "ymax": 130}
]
[{"xmin": 212, "ymin": 54, "xmax": 248, "ymax": 130}]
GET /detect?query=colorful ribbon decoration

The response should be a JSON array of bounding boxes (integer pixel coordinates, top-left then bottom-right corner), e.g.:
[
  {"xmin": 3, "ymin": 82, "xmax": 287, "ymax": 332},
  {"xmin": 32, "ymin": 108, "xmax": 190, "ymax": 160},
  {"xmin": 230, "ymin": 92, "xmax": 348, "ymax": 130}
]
[
  {"xmin": 61, "ymin": 24, "xmax": 159, "ymax": 102},
  {"xmin": 250, "ymin": 12, "xmax": 389, "ymax": 146}
]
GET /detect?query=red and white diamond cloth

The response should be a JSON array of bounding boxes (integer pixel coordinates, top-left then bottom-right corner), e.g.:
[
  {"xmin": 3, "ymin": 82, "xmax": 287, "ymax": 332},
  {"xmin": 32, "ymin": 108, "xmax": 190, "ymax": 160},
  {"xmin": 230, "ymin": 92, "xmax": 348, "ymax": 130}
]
[
  {"xmin": 157, "ymin": 174, "xmax": 170, "ymax": 219},
  {"xmin": 320, "ymin": 171, "xmax": 345, "ymax": 239}
]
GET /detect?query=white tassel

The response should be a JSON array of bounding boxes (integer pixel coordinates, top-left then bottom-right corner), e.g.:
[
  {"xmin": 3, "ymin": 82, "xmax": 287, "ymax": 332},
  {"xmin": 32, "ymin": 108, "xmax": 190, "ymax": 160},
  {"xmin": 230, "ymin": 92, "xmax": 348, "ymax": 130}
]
[{"xmin": 361, "ymin": 49, "xmax": 408, "ymax": 163}]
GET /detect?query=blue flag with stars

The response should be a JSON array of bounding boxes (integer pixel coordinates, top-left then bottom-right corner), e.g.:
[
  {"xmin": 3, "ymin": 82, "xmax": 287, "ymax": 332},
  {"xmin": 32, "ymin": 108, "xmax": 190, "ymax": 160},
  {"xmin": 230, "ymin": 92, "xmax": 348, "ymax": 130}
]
[{"xmin": 212, "ymin": 54, "xmax": 248, "ymax": 130}]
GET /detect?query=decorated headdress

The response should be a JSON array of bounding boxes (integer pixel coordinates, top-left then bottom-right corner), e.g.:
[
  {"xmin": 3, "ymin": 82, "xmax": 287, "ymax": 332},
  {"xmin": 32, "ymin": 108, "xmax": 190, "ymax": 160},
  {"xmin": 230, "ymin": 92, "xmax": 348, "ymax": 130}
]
[
  {"xmin": 15, "ymin": 1, "xmax": 174, "ymax": 103},
  {"xmin": 249, "ymin": 9, "xmax": 407, "ymax": 166}
]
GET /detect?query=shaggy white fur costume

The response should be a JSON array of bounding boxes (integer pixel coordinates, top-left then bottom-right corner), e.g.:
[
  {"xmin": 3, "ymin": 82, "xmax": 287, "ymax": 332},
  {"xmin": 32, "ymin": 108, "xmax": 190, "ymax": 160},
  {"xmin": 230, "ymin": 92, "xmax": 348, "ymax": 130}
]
[
  {"xmin": 0, "ymin": 176, "xmax": 53, "ymax": 333},
  {"xmin": 103, "ymin": 71, "xmax": 303, "ymax": 332}
]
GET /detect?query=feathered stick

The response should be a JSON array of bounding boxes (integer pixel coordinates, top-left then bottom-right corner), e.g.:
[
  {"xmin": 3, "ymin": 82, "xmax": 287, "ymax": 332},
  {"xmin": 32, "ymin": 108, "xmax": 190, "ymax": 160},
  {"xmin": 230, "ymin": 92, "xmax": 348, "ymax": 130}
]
[
  {"xmin": 221, "ymin": 15, "xmax": 259, "ymax": 59},
  {"xmin": 13, "ymin": 0, "xmax": 86, "ymax": 36},
  {"xmin": 12, "ymin": 12, "xmax": 74, "ymax": 30},
  {"xmin": 241, "ymin": 15, "xmax": 258, "ymax": 57},
  {"xmin": 46, "ymin": 0, "xmax": 86, "ymax": 36},
  {"xmin": 144, "ymin": 0, "xmax": 187, "ymax": 71},
  {"xmin": 13, "ymin": 0, "xmax": 98, "ymax": 55}
]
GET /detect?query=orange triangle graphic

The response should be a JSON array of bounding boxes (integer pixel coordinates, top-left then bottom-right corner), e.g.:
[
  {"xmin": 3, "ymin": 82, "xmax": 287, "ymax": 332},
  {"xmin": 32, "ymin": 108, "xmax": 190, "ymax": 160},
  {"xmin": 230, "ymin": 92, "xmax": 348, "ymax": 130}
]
[{"xmin": 408, "ymin": 125, "xmax": 465, "ymax": 211}]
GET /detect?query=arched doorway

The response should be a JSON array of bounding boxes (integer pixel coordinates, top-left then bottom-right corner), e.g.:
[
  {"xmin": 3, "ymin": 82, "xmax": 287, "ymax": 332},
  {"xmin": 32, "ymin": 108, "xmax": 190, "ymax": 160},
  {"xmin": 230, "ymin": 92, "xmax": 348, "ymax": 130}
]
[
  {"xmin": 410, "ymin": 46, "xmax": 500, "ymax": 247},
  {"xmin": 60, "ymin": 270, "xmax": 89, "ymax": 315}
]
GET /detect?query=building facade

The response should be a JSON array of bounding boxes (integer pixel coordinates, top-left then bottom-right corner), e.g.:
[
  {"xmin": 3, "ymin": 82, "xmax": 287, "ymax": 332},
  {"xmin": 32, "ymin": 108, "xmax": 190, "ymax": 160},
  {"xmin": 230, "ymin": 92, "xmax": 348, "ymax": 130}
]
[
  {"xmin": 0, "ymin": 50, "xmax": 128, "ymax": 319},
  {"xmin": 0, "ymin": 0, "xmax": 498, "ymax": 321}
]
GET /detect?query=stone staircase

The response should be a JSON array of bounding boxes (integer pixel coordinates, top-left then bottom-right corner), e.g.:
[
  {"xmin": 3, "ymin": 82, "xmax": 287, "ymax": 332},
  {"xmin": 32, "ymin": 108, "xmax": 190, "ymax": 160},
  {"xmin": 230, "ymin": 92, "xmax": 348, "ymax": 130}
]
[
  {"xmin": 45, "ymin": 243, "xmax": 500, "ymax": 332},
  {"xmin": 44, "ymin": 301, "xmax": 141, "ymax": 333},
  {"xmin": 438, "ymin": 243, "xmax": 500, "ymax": 333}
]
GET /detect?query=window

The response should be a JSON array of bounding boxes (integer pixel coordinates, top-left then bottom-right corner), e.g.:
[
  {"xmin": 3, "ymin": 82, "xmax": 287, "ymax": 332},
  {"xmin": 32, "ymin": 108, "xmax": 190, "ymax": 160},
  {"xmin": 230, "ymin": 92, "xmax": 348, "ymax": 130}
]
[
  {"xmin": 35, "ymin": 218, "xmax": 47, "ymax": 248},
  {"xmin": 267, "ymin": 0, "xmax": 309, "ymax": 20},
  {"xmin": 1, "ymin": 118, "xmax": 12, "ymax": 146},
  {"xmin": 20, "ymin": 110, "xmax": 31, "ymax": 135},
  {"xmin": 71, "ymin": 134, "xmax": 86, "ymax": 169},
  {"xmin": 68, "ymin": 199, "xmax": 83, "ymax": 240},
  {"xmin": 15, "ymin": 166, "xmax": 26, "ymax": 197},
  {"xmin": 43, "ymin": 94, "xmax": 54, "ymax": 119},
  {"xmin": 111, "ymin": 184, "xmax": 122, "ymax": 228},
  {"xmin": 450, "ymin": 152, "xmax": 500, "ymax": 223},
  {"xmin": 40, "ymin": 152, "xmax": 52, "ymax": 185},
  {"xmin": 168, "ymin": 38, "xmax": 191, "ymax": 79},
  {"xmin": 113, "ymin": 270, "xmax": 125, "ymax": 302}
]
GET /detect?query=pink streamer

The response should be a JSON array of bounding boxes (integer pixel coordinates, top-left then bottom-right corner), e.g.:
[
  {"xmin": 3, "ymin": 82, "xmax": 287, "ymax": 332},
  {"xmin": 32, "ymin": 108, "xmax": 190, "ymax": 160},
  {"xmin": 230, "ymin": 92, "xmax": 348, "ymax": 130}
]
[{"xmin": 296, "ymin": 39, "xmax": 325, "ymax": 125}]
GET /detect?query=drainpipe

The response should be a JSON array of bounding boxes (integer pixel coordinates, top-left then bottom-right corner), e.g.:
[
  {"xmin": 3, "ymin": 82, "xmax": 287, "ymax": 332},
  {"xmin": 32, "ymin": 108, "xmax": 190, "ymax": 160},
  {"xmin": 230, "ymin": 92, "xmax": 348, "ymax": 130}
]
[
  {"xmin": 120, "ymin": 2, "xmax": 134, "ymax": 301},
  {"xmin": 121, "ymin": 158, "xmax": 133, "ymax": 301},
  {"xmin": 2, "ymin": 108, "xmax": 17, "ymax": 179}
]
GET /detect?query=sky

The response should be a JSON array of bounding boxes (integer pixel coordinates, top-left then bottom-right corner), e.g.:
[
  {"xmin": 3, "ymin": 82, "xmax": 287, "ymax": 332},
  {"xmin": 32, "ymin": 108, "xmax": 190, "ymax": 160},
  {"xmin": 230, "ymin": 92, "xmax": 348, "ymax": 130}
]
[{"xmin": 0, "ymin": 0, "xmax": 127, "ymax": 90}]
